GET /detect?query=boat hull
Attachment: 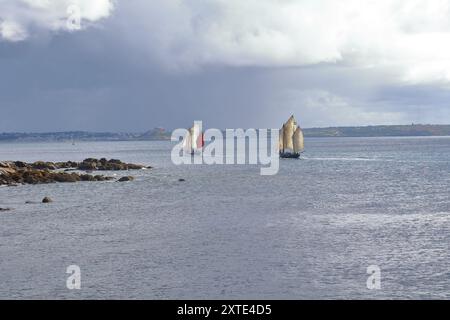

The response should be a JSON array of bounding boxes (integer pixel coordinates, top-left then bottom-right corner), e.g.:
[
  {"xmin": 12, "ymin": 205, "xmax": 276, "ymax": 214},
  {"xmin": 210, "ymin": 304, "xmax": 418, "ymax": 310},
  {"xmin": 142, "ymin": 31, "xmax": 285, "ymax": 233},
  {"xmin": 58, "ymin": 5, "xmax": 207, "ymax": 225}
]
[{"xmin": 279, "ymin": 152, "xmax": 301, "ymax": 159}]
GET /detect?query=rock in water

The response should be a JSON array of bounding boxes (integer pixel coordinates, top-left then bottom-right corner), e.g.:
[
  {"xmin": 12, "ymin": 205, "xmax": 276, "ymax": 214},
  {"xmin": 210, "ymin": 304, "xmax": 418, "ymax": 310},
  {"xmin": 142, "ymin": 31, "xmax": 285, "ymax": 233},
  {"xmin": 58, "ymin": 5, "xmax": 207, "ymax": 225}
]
[
  {"xmin": 117, "ymin": 176, "xmax": 135, "ymax": 182},
  {"xmin": 178, "ymin": 178, "xmax": 186, "ymax": 182},
  {"xmin": 31, "ymin": 161, "xmax": 56, "ymax": 170},
  {"xmin": 42, "ymin": 197, "xmax": 53, "ymax": 203},
  {"xmin": 13, "ymin": 161, "xmax": 27, "ymax": 168},
  {"xmin": 78, "ymin": 160, "xmax": 97, "ymax": 171},
  {"xmin": 0, "ymin": 162, "xmax": 10, "ymax": 168},
  {"xmin": 0, "ymin": 158, "xmax": 148, "ymax": 186}
]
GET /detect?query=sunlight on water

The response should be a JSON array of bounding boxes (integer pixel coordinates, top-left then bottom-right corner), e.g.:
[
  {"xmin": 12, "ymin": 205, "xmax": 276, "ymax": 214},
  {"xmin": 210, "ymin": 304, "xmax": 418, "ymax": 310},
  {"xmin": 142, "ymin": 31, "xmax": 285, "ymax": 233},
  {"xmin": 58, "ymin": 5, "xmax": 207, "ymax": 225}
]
[{"xmin": 0, "ymin": 137, "xmax": 449, "ymax": 299}]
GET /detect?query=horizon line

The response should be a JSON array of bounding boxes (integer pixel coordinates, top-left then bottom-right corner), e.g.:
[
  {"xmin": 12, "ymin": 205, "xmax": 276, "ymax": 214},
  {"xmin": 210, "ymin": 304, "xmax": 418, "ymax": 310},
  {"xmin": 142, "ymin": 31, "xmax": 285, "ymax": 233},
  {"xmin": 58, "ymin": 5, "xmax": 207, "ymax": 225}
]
[{"xmin": 1, "ymin": 123, "xmax": 450, "ymax": 134}]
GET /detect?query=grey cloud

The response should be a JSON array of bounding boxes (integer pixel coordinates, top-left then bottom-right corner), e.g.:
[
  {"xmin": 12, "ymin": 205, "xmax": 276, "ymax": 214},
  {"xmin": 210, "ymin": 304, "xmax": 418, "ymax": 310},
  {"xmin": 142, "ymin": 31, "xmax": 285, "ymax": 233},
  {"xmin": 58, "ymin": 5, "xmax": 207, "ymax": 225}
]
[{"xmin": 0, "ymin": 0, "xmax": 449, "ymax": 132}]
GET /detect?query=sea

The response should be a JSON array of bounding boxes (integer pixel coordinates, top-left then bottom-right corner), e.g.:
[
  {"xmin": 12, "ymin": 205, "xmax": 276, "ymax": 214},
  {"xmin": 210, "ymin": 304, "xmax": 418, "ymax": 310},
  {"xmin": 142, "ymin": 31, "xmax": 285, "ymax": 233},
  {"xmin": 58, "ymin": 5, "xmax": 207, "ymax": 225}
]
[{"xmin": 0, "ymin": 136, "xmax": 449, "ymax": 299}]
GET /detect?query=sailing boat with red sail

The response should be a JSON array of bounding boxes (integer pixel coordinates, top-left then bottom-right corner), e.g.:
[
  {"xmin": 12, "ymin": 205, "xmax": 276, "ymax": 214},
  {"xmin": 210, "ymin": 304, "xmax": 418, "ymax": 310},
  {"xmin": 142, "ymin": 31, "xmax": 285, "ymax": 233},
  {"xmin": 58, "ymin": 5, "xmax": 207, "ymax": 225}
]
[{"xmin": 182, "ymin": 122, "xmax": 204, "ymax": 155}]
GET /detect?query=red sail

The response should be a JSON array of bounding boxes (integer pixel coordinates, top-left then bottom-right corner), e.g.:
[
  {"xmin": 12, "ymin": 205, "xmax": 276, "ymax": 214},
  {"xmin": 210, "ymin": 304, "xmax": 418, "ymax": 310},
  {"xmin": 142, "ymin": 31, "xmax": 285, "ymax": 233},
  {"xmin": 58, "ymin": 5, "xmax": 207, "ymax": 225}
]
[{"xmin": 197, "ymin": 133, "xmax": 204, "ymax": 148}]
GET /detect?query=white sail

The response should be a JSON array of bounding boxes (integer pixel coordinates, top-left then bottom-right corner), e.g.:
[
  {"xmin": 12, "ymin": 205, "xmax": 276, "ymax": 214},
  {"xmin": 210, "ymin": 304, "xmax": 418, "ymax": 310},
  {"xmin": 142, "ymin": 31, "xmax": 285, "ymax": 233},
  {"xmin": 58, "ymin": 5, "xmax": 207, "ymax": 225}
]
[
  {"xmin": 287, "ymin": 115, "xmax": 297, "ymax": 131},
  {"xmin": 293, "ymin": 126, "xmax": 304, "ymax": 153},
  {"xmin": 283, "ymin": 116, "xmax": 295, "ymax": 152},
  {"xmin": 280, "ymin": 115, "xmax": 304, "ymax": 157},
  {"xmin": 182, "ymin": 129, "xmax": 192, "ymax": 153},
  {"xmin": 279, "ymin": 125, "xmax": 284, "ymax": 152},
  {"xmin": 189, "ymin": 127, "xmax": 196, "ymax": 150},
  {"xmin": 191, "ymin": 123, "xmax": 201, "ymax": 150}
]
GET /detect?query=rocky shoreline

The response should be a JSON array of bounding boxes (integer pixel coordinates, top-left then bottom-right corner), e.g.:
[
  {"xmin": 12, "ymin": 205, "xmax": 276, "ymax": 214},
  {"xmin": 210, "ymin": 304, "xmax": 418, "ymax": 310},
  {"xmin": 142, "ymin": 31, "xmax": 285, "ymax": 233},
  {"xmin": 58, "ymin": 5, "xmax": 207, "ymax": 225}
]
[{"xmin": 0, "ymin": 158, "xmax": 150, "ymax": 186}]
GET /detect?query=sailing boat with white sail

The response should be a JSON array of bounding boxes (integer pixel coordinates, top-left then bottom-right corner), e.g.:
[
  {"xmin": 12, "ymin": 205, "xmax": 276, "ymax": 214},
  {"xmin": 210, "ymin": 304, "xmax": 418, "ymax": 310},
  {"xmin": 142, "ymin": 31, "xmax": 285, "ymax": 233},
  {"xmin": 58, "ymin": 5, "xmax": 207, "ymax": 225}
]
[
  {"xmin": 279, "ymin": 115, "xmax": 304, "ymax": 159},
  {"xmin": 182, "ymin": 122, "xmax": 204, "ymax": 155}
]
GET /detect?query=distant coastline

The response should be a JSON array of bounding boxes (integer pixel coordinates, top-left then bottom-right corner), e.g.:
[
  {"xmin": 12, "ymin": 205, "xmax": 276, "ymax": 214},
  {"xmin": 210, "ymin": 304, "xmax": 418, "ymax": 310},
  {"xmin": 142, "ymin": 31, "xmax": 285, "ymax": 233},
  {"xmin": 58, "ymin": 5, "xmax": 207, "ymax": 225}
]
[
  {"xmin": 0, "ymin": 128, "xmax": 171, "ymax": 142},
  {"xmin": 303, "ymin": 124, "xmax": 450, "ymax": 138},
  {"xmin": 1, "ymin": 124, "xmax": 450, "ymax": 142}
]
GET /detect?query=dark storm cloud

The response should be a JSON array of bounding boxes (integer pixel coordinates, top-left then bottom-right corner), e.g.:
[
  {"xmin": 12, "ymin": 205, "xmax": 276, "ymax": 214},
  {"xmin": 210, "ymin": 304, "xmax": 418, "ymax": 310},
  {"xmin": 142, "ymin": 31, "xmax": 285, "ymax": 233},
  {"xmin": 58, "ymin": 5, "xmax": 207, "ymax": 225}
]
[
  {"xmin": 0, "ymin": 28, "xmax": 276, "ymax": 131},
  {"xmin": 1, "ymin": 0, "xmax": 450, "ymax": 132}
]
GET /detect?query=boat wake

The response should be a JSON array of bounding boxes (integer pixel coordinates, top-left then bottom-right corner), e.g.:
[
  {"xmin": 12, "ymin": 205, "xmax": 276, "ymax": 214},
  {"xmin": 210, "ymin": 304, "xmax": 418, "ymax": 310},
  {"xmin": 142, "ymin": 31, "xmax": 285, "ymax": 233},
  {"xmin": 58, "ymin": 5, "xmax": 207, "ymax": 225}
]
[{"xmin": 302, "ymin": 156, "xmax": 377, "ymax": 162}]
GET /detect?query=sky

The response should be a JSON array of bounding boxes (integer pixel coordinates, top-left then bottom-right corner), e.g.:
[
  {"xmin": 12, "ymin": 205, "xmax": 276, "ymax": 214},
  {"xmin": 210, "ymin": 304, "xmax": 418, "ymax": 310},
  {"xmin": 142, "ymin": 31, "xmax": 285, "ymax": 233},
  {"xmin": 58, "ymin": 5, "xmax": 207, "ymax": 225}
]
[{"xmin": 1, "ymin": 0, "xmax": 450, "ymax": 132}]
